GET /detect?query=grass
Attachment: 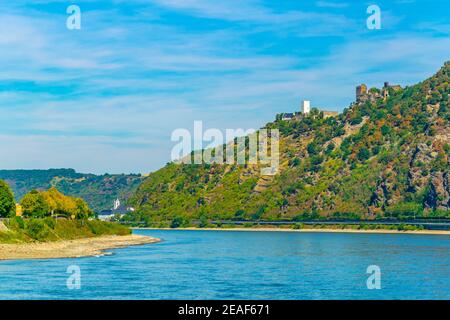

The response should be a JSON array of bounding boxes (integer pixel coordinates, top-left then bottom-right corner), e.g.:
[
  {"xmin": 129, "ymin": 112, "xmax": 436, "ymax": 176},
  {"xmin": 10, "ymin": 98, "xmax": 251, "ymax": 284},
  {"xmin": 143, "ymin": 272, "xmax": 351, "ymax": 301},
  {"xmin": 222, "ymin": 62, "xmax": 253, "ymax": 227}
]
[{"xmin": 0, "ymin": 217, "xmax": 131, "ymax": 244}]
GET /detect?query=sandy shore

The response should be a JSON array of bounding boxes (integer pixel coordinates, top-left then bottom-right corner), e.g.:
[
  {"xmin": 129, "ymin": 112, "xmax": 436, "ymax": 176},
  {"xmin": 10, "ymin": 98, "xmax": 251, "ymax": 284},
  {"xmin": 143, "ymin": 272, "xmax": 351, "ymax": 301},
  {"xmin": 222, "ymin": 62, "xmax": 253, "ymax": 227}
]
[
  {"xmin": 137, "ymin": 227, "xmax": 450, "ymax": 235},
  {"xmin": 0, "ymin": 235, "xmax": 160, "ymax": 261}
]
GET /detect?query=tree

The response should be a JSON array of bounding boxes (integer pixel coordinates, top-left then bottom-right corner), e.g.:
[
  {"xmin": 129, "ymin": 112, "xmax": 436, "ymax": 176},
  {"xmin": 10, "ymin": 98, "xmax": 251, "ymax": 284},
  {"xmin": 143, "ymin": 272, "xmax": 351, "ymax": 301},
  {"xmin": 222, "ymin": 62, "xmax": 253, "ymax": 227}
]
[
  {"xmin": 21, "ymin": 190, "xmax": 50, "ymax": 218},
  {"xmin": 350, "ymin": 114, "xmax": 363, "ymax": 125},
  {"xmin": 251, "ymin": 205, "xmax": 266, "ymax": 220},
  {"xmin": 0, "ymin": 179, "xmax": 15, "ymax": 217},
  {"xmin": 199, "ymin": 214, "xmax": 208, "ymax": 228},
  {"xmin": 42, "ymin": 187, "xmax": 77, "ymax": 218},
  {"xmin": 74, "ymin": 198, "xmax": 93, "ymax": 219},
  {"xmin": 21, "ymin": 187, "xmax": 93, "ymax": 219},
  {"xmin": 307, "ymin": 142, "xmax": 320, "ymax": 155},
  {"xmin": 234, "ymin": 209, "xmax": 245, "ymax": 218},
  {"xmin": 170, "ymin": 216, "xmax": 183, "ymax": 228},
  {"xmin": 357, "ymin": 147, "xmax": 371, "ymax": 162},
  {"xmin": 325, "ymin": 143, "xmax": 335, "ymax": 155},
  {"xmin": 381, "ymin": 124, "xmax": 391, "ymax": 136}
]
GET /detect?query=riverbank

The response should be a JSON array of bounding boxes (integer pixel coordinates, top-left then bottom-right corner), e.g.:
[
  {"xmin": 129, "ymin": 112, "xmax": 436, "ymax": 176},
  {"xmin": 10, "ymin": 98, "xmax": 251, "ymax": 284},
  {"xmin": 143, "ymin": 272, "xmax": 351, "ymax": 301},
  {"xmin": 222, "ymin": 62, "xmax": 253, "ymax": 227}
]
[
  {"xmin": 0, "ymin": 218, "xmax": 134, "ymax": 243},
  {"xmin": 135, "ymin": 227, "xmax": 450, "ymax": 235},
  {"xmin": 0, "ymin": 234, "xmax": 160, "ymax": 261}
]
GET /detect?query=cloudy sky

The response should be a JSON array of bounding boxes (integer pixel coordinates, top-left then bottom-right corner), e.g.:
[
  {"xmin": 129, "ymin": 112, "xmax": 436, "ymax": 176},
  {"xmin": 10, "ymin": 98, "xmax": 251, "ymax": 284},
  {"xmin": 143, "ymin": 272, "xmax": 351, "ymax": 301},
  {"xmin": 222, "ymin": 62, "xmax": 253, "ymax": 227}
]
[{"xmin": 0, "ymin": 0, "xmax": 449, "ymax": 174}]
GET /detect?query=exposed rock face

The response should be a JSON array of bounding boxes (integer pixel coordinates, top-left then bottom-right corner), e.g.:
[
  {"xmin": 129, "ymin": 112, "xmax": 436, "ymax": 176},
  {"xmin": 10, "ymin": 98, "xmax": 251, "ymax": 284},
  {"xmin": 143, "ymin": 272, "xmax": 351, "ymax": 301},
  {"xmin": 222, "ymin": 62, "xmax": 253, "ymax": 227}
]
[
  {"xmin": 370, "ymin": 178, "xmax": 390, "ymax": 208},
  {"xmin": 444, "ymin": 172, "xmax": 450, "ymax": 209},
  {"xmin": 404, "ymin": 140, "xmax": 449, "ymax": 211},
  {"xmin": 408, "ymin": 144, "xmax": 433, "ymax": 192},
  {"xmin": 425, "ymin": 172, "xmax": 450, "ymax": 210}
]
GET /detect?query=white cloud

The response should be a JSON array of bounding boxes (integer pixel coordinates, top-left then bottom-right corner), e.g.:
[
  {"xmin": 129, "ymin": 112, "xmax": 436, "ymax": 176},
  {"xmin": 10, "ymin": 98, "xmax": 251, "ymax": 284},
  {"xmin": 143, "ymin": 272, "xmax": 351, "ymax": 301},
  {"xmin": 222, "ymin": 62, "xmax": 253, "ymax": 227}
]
[{"xmin": 0, "ymin": 1, "xmax": 448, "ymax": 174}]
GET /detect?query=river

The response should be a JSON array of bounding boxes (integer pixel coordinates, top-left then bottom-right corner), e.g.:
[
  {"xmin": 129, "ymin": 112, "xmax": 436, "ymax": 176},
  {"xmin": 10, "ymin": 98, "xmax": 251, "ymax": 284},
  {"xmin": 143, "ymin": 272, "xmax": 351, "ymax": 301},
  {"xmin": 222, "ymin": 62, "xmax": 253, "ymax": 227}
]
[{"xmin": 0, "ymin": 229, "xmax": 449, "ymax": 299}]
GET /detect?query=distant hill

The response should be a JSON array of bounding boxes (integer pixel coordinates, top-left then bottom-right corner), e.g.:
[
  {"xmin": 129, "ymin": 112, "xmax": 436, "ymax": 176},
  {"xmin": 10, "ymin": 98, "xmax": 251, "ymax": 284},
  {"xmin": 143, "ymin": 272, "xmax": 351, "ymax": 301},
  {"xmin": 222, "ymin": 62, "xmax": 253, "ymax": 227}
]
[
  {"xmin": 0, "ymin": 169, "xmax": 143, "ymax": 212},
  {"xmin": 127, "ymin": 62, "xmax": 449, "ymax": 225}
]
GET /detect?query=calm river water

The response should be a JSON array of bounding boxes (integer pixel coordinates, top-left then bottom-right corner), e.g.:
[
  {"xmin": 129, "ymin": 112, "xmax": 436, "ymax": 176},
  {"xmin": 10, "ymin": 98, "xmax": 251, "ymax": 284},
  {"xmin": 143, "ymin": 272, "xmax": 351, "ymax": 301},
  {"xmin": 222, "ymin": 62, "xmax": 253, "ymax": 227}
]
[{"xmin": 0, "ymin": 229, "xmax": 449, "ymax": 299}]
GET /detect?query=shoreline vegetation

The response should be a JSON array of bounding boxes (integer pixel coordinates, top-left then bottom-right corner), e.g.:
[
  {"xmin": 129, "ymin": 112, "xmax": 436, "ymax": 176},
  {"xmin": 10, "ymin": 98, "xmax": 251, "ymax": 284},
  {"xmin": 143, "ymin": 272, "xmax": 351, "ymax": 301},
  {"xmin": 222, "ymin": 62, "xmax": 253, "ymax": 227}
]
[
  {"xmin": 0, "ymin": 217, "xmax": 130, "ymax": 243},
  {"xmin": 129, "ymin": 215, "xmax": 449, "ymax": 233},
  {"xmin": 0, "ymin": 218, "xmax": 160, "ymax": 261},
  {"xmin": 0, "ymin": 182, "xmax": 160, "ymax": 261},
  {"xmin": 136, "ymin": 225, "xmax": 450, "ymax": 235}
]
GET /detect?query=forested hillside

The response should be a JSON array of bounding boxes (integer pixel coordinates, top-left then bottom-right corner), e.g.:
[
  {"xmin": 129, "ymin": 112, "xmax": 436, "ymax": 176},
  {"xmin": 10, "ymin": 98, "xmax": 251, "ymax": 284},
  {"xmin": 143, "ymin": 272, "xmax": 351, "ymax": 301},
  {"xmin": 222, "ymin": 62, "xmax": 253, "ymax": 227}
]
[
  {"xmin": 126, "ymin": 62, "xmax": 449, "ymax": 225},
  {"xmin": 0, "ymin": 169, "xmax": 143, "ymax": 212}
]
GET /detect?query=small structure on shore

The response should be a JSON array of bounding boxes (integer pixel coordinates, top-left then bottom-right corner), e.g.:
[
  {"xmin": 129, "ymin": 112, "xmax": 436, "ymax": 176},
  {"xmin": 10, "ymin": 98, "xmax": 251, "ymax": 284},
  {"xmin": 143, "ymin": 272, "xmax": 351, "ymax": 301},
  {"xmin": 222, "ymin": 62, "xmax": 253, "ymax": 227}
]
[{"xmin": 98, "ymin": 198, "xmax": 135, "ymax": 221}]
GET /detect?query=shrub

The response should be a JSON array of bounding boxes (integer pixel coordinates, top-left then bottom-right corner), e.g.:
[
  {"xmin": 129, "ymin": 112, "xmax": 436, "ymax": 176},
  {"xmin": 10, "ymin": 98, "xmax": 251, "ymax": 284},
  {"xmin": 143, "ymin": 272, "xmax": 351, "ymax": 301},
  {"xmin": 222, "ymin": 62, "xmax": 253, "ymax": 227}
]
[
  {"xmin": 325, "ymin": 143, "xmax": 335, "ymax": 155},
  {"xmin": 26, "ymin": 219, "xmax": 50, "ymax": 241},
  {"xmin": 292, "ymin": 223, "xmax": 304, "ymax": 230},
  {"xmin": 170, "ymin": 216, "xmax": 184, "ymax": 228},
  {"xmin": 381, "ymin": 124, "xmax": 391, "ymax": 136},
  {"xmin": 429, "ymin": 209, "xmax": 450, "ymax": 218},
  {"xmin": 199, "ymin": 214, "xmax": 208, "ymax": 228},
  {"xmin": 385, "ymin": 202, "xmax": 423, "ymax": 218},
  {"xmin": 234, "ymin": 209, "xmax": 245, "ymax": 218},
  {"xmin": 251, "ymin": 205, "xmax": 266, "ymax": 220},
  {"xmin": 350, "ymin": 115, "xmax": 363, "ymax": 125},
  {"xmin": 357, "ymin": 147, "xmax": 371, "ymax": 162},
  {"xmin": 6, "ymin": 216, "xmax": 25, "ymax": 230},
  {"xmin": 43, "ymin": 217, "xmax": 56, "ymax": 229},
  {"xmin": 307, "ymin": 142, "xmax": 320, "ymax": 155}
]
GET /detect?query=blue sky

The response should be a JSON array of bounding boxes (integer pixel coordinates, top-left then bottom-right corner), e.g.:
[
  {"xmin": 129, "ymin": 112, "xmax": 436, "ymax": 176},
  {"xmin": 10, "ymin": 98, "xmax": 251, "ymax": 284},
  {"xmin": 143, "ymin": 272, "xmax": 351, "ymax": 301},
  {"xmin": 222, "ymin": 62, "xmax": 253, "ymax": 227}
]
[{"xmin": 0, "ymin": 0, "xmax": 449, "ymax": 174}]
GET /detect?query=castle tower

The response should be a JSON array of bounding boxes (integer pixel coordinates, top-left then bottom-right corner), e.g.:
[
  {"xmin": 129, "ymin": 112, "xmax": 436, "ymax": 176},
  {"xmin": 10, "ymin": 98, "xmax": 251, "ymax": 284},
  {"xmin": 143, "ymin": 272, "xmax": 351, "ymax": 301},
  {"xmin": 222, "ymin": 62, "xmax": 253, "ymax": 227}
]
[
  {"xmin": 356, "ymin": 84, "xmax": 367, "ymax": 101},
  {"xmin": 302, "ymin": 100, "xmax": 310, "ymax": 114}
]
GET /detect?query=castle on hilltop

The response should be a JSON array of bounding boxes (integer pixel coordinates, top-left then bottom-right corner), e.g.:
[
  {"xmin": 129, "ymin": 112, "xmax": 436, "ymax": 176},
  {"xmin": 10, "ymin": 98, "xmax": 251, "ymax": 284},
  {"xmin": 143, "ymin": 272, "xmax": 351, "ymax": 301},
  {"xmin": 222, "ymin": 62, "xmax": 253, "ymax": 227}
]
[
  {"xmin": 278, "ymin": 80, "xmax": 402, "ymax": 122},
  {"xmin": 280, "ymin": 100, "xmax": 338, "ymax": 121},
  {"xmin": 356, "ymin": 82, "xmax": 402, "ymax": 103}
]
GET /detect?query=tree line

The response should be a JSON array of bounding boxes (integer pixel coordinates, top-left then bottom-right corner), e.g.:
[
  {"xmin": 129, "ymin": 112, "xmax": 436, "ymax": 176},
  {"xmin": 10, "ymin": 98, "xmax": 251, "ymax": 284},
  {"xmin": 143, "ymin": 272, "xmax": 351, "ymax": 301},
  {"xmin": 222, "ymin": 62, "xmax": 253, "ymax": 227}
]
[{"xmin": 0, "ymin": 179, "xmax": 93, "ymax": 219}]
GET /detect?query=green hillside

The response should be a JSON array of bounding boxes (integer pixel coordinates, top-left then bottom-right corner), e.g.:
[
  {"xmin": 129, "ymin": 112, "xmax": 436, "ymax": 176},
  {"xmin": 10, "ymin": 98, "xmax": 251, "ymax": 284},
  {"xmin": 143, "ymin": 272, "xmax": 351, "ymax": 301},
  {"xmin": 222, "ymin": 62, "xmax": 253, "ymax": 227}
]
[
  {"xmin": 0, "ymin": 169, "xmax": 143, "ymax": 212},
  {"xmin": 126, "ymin": 62, "xmax": 449, "ymax": 226}
]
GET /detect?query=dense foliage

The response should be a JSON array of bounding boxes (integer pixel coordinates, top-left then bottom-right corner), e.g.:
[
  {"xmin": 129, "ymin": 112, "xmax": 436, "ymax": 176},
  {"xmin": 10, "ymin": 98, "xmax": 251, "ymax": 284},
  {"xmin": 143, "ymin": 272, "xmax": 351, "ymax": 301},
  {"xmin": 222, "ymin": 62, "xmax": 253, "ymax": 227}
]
[
  {"xmin": 0, "ymin": 169, "xmax": 143, "ymax": 212},
  {"xmin": 21, "ymin": 187, "xmax": 93, "ymax": 219},
  {"xmin": 125, "ymin": 62, "xmax": 450, "ymax": 226},
  {"xmin": 0, "ymin": 180, "xmax": 15, "ymax": 218},
  {"xmin": 0, "ymin": 181, "xmax": 131, "ymax": 244}
]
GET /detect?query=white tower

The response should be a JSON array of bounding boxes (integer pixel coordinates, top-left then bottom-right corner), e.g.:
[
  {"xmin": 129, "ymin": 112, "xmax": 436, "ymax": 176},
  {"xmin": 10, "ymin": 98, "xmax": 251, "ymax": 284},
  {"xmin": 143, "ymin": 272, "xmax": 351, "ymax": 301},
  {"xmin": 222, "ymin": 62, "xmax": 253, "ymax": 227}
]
[
  {"xmin": 113, "ymin": 198, "xmax": 121, "ymax": 210},
  {"xmin": 302, "ymin": 100, "xmax": 311, "ymax": 114}
]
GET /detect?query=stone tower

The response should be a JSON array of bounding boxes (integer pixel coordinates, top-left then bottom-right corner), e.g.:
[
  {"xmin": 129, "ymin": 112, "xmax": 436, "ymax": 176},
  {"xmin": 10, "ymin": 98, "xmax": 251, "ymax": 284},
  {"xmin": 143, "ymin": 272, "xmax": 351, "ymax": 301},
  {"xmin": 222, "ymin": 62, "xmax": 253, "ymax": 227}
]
[{"xmin": 356, "ymin": 84, "xmax": 367, "ymax": 101}]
